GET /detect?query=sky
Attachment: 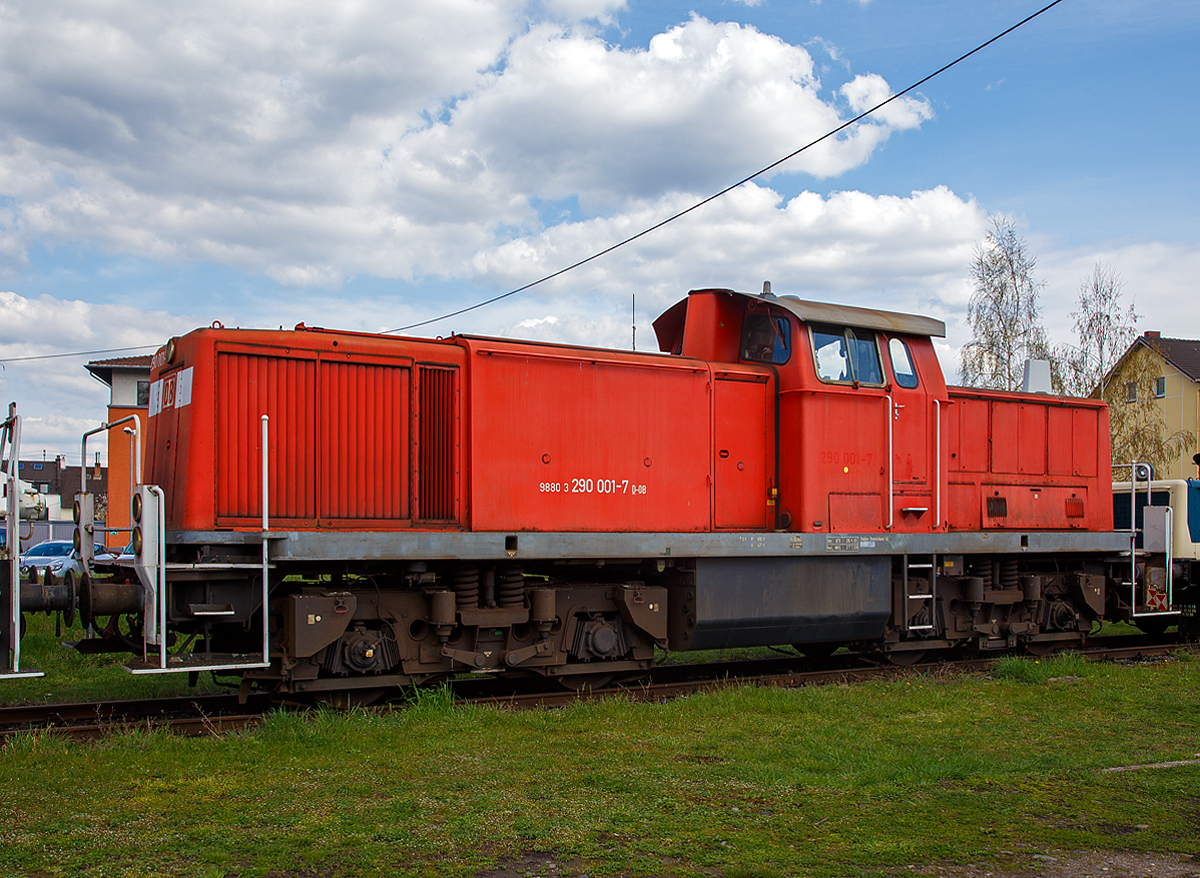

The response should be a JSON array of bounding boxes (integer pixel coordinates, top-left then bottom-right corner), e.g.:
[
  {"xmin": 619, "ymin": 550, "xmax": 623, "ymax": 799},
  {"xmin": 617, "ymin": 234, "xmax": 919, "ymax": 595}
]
[{"xmin": 1, "ymin": 0, "xmax": 1198, "ymax": 464}]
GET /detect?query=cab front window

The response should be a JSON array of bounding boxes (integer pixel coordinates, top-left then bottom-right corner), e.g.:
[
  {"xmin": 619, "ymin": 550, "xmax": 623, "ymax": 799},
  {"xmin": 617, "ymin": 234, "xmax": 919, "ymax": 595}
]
[
  {"xmin": 811, "ymin": 324, "xmax": 884, "ymax": 386},
  {"xmin": 741, "ymin": 313, "xmax": 791, "ymax": 364}
]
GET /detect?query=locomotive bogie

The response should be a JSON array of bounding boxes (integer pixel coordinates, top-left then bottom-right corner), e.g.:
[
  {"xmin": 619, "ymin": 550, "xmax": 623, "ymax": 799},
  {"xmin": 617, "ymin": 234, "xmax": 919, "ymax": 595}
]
[{"xmin": 255, "ymin": 581, "xmax": 667, "ymax": 694}]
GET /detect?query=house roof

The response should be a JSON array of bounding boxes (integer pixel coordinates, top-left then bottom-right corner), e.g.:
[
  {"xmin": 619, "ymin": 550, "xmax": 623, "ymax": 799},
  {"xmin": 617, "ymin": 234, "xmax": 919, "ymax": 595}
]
[
  {"xmin": 1136, "ymin": 334, "xmax": 1200, "ymax": 381},
  {"xmin": 85, "ymin": 355, "xmax": 154, "ymax": 387}
]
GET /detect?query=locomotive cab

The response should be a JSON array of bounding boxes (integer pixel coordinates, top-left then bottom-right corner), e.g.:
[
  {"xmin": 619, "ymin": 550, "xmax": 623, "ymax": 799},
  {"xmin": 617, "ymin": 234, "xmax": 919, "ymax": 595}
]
[{"xmin": 653, "ymin": 287, "xmax": 949, "ymax": 534}]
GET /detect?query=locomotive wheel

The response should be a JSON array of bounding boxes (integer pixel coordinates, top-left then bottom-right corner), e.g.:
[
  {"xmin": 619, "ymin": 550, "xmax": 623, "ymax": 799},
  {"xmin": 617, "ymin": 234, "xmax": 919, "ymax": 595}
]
[
  {"xmin": 885, "ymin": 649, "xmax": 926, "ymax": 666},
  {"xmin": 1024, "ymin": 640, "xmax": 1059, "ymax": 657},
  {"xmin": 554, "ymin": 673, "xmax": 615, "ymax": 691},
  {"xmin": 314, "ymin": 688, "xmax": 388, "ymax": 709}
]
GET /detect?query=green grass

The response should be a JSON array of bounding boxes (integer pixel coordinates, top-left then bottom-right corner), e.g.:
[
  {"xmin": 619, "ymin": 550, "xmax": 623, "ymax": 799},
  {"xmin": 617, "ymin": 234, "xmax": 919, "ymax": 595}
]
[
  {"xmin": 656, "ymin": 644, "xmax": 797, "ymax": 664},
  {"xmin": 3, "ymin": 612, "xmax": 225, "ymax": 704},
  {"xmin": 991, "ymin": 652, "xmax": 1092, "ymax": 684},
  {"xmin": 3, "ymin": 649, "xmax": 1199, "ymax": 877}
]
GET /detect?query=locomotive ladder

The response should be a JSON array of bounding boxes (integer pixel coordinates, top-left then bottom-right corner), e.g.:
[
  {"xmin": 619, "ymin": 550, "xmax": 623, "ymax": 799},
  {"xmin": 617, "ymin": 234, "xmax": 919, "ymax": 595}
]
[
  {"xmin": 123, "ymin": 415, "xmax": 273, "ymax": 675},
  {"xmin": 901, "ymin": 553, "xmax": 937, "ymax": 634}
]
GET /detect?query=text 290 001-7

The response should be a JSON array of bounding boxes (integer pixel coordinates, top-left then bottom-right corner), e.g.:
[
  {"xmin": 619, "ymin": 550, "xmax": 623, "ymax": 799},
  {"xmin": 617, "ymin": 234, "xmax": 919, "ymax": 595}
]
[{"xmin": 539, "ymin": 479, "xmax": 647, "ymax": 495}]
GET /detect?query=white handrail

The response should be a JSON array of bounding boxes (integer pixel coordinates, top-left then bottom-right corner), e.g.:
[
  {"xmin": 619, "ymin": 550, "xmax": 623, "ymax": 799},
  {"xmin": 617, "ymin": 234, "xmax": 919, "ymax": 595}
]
[
  {"xmin": 2, "ymin": 404, "xmax": 45, "ymax": 678},
  {"xmin": 261, "ymin": 415, "xmax": 270, "ymax": 663},
  {"xmin": 1166, "ymin": 504, "xmax": 1175, "ymax": 608},
  {"xmin": 1116, "ymin": 461, "xmax": 1182, "ymax": 619},
  {"xmin": 885, "ymin": 394, "xmax": 894, "ymax": 529},
  {"xmin": 152, "ymin": 485, "xmax": 167, "ymax": 669},
  {"xmin": 4, "ymin": 405, "xmax": 22, "ymax": 672},
  {"xmin": 933, "ymin": 398, "xmax": 942, "ymax": 528}
]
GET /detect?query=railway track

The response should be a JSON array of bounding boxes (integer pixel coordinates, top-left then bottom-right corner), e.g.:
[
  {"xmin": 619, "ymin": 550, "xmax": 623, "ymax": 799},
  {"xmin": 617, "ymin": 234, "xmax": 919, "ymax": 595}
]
[
  {"xmin": 0, "ymin": 692, "xmax": 277, "ymax": 743},
  {"xmin": 2, "ymin": 635, "xmax": 1191, "ymax": 743}
]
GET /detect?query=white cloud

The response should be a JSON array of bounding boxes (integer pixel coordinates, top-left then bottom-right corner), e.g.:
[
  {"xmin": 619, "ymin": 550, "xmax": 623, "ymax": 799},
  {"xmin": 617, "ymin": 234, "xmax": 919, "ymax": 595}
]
[
  {"xmin": 0, "ymin": 291, "xmax": 194, "ymax": 463},
  {"xmin": 540, "ymin": 0, "xmax": 628, "ymax": 22},
  {"xmin": 427, "ymin": 17, "xmax": 930, "ymax": 207},
  {"xmin": 0, "ymin": 6, "xmax": 931, "ymax": 287},
  {"xmin": 840, "ymin": 73, "xmax": 933, "ymax": 128},
  {"xmin": 1039, "ymin": 241, "xmax": 1200, "ymax": 344},
  {"xmin": 466, "ymin": 183, "xmax": 984, "ymax": 323}
]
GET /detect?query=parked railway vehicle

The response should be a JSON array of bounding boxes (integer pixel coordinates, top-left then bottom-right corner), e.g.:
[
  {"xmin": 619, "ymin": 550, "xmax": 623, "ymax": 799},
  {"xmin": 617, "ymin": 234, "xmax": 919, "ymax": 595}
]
[
  {"xmin": 2, "ymin": 287, "xmax": 1192, "ymax": 694},
  {"xmin": 1111, "ymin": 465, "xmax": 1200, "ymax": 636}
]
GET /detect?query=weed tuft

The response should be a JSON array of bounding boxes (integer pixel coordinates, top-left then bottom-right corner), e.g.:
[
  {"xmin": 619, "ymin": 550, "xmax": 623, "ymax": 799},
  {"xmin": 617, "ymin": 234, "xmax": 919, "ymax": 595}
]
[
  {"xmin": 402, "ymin": 682, "xmax": 457, "ymax": 716},
  {"xmin": 992, "ymin": 652, "xmax": 1090, "ymax": 683}
]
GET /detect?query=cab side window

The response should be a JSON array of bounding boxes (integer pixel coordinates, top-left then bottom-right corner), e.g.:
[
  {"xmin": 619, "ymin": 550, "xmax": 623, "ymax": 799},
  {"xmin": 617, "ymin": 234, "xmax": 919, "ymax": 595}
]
[
  {"xmin": 741, "ymin": 313, "xmax": 791, "ymax": 364},
  {"xmin": 812, "ymin": 326, "xmax": 850, "ymax": 381},
  {"xmin": 811, "ymin": 324, "xmax": 883, "ymax": 385},
  {"xmin": 888, "ymin": 337, "xmax": 919, "ymax": 389}
]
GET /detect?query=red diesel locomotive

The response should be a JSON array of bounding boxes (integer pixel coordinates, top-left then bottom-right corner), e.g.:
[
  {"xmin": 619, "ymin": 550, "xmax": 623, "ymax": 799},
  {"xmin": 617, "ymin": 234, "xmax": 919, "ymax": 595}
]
[{"xmin": 25, "ymin": 287, "xmax": 1146, "ymax": 696}]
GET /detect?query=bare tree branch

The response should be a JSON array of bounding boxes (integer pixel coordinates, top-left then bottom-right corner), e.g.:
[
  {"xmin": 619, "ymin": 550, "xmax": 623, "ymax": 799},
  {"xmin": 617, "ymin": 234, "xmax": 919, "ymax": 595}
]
[
  {"xmin": 1055, "ymin": 262, "xmax": 1139, "ymax": 397},
  {"xmin": 960, "ymin": 217, "xmax": 1051, "ymax": 391}
]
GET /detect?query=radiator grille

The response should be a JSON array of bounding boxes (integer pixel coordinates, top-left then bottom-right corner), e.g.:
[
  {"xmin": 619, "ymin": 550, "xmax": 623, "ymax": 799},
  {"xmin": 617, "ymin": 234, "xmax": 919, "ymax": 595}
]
[
  {"xmin": 216, "ymin": 352, "xmax": 317, "ymax": 521},
  {"xmin": 318, "ymin": 361, "xmax": 409, "ymax": 520},
  {"xmin": 417, "ymin": 366, "xmax": 457, "ymax": 521}
]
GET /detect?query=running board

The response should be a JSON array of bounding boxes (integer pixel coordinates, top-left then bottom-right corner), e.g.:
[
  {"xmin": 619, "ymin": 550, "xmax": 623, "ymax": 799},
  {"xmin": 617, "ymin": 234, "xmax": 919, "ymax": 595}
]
[{"xmin": 124, "ymin": 655, "xmax": 271, "ymax": 675}]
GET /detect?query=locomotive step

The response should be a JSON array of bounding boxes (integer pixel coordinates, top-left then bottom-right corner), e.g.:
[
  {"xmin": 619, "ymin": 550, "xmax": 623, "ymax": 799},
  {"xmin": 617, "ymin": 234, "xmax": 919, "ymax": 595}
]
[
  {"xmin": 124, "ymin": 654, "xmax": 270, "ymax": 675},
  {"xmin": 187, "ymin": 603, "xmax": 237, "ymax": 616}
]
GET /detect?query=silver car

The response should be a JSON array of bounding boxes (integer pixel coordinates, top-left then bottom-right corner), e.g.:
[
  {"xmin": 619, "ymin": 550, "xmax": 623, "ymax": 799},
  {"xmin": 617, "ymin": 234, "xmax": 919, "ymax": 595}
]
[{"xmin": 19, "ymin": 539, "xmax": 103, "ymax": 584}]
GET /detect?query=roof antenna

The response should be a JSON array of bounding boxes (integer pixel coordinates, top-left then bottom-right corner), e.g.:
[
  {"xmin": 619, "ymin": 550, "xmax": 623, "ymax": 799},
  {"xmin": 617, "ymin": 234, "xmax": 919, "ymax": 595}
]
[
  {"xmin": 632, "ymin": 294, "xmax": 636, "ymax": 351},
  {"xmin": 762, "ymin": 281, "xmax": 774, "ymax": 298}
]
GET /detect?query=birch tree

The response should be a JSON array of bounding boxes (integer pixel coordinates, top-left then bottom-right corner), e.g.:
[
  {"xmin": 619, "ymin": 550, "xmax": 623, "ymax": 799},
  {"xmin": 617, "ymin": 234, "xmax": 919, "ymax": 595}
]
[
  {"xmin": 959, "ymin": 218, "xmax": 1052, "ymax": 391},
  {"xmin": 1056, "ymin": 262, "xmax": 1138, "ymax": 397}
]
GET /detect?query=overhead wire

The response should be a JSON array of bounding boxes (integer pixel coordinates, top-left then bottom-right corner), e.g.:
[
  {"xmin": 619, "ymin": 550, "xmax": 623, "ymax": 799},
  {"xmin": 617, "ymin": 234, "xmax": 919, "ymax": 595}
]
[
  {"xmin": 0, "ymin": 344, "xmax": 158, "ymax": 365},
  {"xmin": 388, "ymin": 0, "xmax": 1065, "ymax": 334}
]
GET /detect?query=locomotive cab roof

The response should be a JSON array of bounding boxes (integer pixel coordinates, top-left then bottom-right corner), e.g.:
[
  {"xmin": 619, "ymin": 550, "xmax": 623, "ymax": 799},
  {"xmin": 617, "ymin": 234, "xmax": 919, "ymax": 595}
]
[{"xmin": 653, "ymin": 288, "xmax": 945, "ymax": 357}]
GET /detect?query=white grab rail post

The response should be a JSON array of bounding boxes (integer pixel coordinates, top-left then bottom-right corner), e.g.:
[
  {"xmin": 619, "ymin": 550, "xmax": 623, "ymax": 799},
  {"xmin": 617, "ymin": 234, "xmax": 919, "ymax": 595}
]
[
  {"xmin": 261, "ymin": 415, "xmax": 270, "ymax": 663},
  {"xmin": 933, "ymin": 398, "xmax": 942, "ymax": 528},
  {"xmin": 1, "ymin": 403, "xmax": 44, "ymax": 678},
  {"xmin": 152, "ymin": 485, "xmax": 167, "ymax": 669},
  {"xmin": 885, "ymin": 394, "xmax": 894, "ymax": 530}
]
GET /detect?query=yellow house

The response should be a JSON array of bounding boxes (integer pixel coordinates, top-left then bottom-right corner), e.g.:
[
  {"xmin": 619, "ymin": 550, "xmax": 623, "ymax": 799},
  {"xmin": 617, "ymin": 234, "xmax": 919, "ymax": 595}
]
[{"xmin": 1102, "ymin": 331, "xmax": 1200, "ymax": 480}]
